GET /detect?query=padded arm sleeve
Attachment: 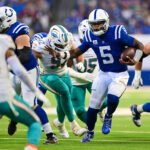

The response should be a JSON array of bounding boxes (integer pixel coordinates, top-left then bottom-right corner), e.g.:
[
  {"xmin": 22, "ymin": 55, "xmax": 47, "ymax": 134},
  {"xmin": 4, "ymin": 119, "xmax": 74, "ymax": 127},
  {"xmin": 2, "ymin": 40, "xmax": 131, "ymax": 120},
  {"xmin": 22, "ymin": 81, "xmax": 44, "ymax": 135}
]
[{"xmin": 17, "ymin": 46, "xmax": 31, "ymax": 64}]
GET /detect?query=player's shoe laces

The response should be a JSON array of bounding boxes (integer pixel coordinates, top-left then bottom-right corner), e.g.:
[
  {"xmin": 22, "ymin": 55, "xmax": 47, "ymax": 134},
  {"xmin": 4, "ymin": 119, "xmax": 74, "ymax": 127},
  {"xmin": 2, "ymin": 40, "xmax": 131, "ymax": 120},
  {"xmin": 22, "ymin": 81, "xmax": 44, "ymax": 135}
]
[
  {"xmin": 43, "ymin": 132, "xmax": 58, "ymax": 144},
  {"xmin": 81, "ymin": 131, "xmax": 94, "ymax": 142},
  {"xmin": 130, "ymin": 105, "xmax": 141, "ymax": 127},
  {"xmin": 24, "ymin": 143, "xmax": 38, "ymax": 150},
  {"xmin": 53, "ymin": 118, "xmax": 69, "ymax": 138},
  {"xmin": 98, "ymin": 108, "xmax": 106, "ymax": 122},
  {"xmin": 102, "ymin": 114, "xmax": 112, "ymax": 134},
  {"xmin": 70, "ymin": 120, "xmax": 87, "ymax": 136},
  {"xmin": 8, "ymin": 120, "xmax": 17, "ymax": 135}
]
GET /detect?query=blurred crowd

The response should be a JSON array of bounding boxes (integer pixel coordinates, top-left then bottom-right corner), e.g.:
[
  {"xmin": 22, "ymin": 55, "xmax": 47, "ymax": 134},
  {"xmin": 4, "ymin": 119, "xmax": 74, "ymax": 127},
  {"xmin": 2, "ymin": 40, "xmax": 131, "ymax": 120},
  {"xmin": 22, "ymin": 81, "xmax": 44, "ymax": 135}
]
[
  {"xmin": 65, "ymin": 0, "xmax": 150, "ymax": 34},
  {"xmin": 0, "ymin": 0, "xmax": 52, "ymax": 35},
  {"xmin": 1, "ymin": 0, "xmax": 150, "ymax": 35}
]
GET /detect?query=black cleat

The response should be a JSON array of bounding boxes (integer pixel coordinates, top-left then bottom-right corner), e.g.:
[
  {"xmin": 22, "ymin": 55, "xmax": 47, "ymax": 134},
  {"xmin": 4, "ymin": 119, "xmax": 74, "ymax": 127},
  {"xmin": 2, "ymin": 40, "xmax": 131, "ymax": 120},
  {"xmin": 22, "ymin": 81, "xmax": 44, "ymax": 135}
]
[
  {"xmin": 8, "ymin": 121, "xmax": 17, "ymax": 135},
  {"xmin": 43, "ymin": 133, "xmax": 58, "ymax": 144}
]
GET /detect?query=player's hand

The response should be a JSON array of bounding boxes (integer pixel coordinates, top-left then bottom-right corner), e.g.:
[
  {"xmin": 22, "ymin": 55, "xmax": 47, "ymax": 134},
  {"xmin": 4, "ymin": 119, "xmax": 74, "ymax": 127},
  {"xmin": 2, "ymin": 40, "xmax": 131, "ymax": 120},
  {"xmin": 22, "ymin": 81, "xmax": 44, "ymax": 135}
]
[
  {"xmin": 132, "ymin": 70, "xmax": 143, "ymax": 89},
  {"xmin": 35, "ymin": 90, "xmax": 51, "ymax": 107},
  {"xmin": 83, "ymin": 72, "xmax": 95, "ymax": 82},
  {"xmin": 119, "ymin": 56, "xmax": 136, "ymax": 66},
  {"xmin": 44, "ymin": 45, "xmax": 59, "ymax": 58},
  {"xmin": 75, "ymin": 62, "xmax": 85, "ymax": 72}
]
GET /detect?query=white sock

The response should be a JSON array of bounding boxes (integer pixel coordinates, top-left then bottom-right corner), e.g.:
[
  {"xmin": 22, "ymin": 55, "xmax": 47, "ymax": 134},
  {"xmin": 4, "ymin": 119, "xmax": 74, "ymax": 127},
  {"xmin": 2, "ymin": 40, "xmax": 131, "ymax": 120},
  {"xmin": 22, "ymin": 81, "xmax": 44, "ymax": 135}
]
[
  {"xmin": 137, "ymin": 105, "xmax": 143, "ymax": 113},
  {"xmin": 42, "ymin": 122, "xmax": 53, "ymax": 134}
]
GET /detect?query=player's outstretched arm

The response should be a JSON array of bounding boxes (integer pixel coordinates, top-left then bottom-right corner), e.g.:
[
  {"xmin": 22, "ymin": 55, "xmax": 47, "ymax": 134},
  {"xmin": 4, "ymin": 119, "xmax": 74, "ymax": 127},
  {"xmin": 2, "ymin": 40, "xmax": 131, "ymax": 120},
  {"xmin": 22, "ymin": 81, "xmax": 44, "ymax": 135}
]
[
  {"xmin": 44, "ymin": 45, "xmax": 83, "ymax": 60},
  {"xmin": 6, "ymin": 49, "xmax": 50, "ymax": 106}
]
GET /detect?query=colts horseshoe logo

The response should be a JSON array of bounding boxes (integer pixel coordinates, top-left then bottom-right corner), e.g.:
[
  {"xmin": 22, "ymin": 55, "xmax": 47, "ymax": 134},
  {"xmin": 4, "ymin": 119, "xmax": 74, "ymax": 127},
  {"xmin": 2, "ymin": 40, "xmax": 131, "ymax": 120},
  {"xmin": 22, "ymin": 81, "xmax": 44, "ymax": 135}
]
[{"xmin": 5, "ymin": 8, "xmax": 13, "ymax": 17}]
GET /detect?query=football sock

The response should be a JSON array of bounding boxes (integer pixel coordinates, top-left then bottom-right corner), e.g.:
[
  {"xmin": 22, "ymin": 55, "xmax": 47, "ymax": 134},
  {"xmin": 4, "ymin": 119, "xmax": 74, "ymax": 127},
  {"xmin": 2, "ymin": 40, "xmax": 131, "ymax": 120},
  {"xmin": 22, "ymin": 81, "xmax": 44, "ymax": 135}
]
[
  {"xmin": 28, "ymin": 122, "xmax": 42, "ymax": 146},
  {"xmin": 37, "ymin": 84, "xmax": 47, "ymax": 106},
  {"xmin": 106, "ymin": 94, "xmax": 119, "ymax": 116},
  {"xmin": 86, "ymin": 107, "xmax": 99, "ymax": 131},
  {"xmin": 140, "ymin": 102, "xmax": 150, "ymax": 112}
]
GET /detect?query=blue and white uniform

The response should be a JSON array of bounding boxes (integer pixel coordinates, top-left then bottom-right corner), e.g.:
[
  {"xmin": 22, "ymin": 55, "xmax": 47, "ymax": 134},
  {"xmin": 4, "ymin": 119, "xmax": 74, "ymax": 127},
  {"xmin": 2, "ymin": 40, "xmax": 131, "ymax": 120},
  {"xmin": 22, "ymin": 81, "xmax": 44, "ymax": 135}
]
[
  {"xmin": 7, "ymin": 21, "xmax": 39, "ymax": 107},
  {"xmin": 79, "ymin": 25, "xmax": 134, "ymax": 109}
]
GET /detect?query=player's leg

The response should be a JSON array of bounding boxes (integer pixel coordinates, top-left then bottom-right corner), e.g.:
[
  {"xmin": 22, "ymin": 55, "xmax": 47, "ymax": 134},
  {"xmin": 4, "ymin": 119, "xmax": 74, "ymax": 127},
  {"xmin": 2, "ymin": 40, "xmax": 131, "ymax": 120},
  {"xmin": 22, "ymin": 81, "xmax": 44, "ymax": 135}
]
[
  {"xmin": 71, "ymin": 85, "xmax": 87, "ymax": 123},
  {"xmin": 37, "ymin": 83, "xmax": 47, "ymax": 106},
  {"xmin": 102, "ymin": 71, "xmax": 129, "ymax": 134},
  {"xmin": 0, "ymin": 94, "xmax": 41, "ymax": 150},
  {"xmin": 87, "ymin": 82, "xmax": 107, "ymax": 122},
  {"xmin": 8, "ymin": 67, "xmax": 58, "ymax": 144},
  {"xmin": 40, "ymin": 74, "xmax": 86, "ymax": 136},
  {"xmin": 131, "ymin": 102, "xmax": 150, "ymax": 127},
  {"xmin": 53, "ymin": 94, "xmax": 69, "ymax": 138},
  {"xmin": 81, "ymin": 71, "xmax": 108, "ymax": 142}
]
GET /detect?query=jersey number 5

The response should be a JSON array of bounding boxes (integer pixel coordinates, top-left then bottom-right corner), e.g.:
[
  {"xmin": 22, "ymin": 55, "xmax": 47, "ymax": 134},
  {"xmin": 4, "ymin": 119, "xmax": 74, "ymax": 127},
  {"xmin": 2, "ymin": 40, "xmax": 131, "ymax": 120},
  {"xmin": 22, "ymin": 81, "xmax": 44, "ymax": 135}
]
[{"xmin": 99, "ymin": 46, "xmax": 114, "ymax": 64}]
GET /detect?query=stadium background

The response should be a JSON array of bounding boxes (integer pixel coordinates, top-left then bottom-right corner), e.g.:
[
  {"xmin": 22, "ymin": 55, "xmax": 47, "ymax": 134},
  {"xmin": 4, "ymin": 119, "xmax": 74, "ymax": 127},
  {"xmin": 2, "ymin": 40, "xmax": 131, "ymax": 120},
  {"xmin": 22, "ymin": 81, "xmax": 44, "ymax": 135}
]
[{"xmin": 1, "ymin": 0, "xmax": 150, "ymax": 85}]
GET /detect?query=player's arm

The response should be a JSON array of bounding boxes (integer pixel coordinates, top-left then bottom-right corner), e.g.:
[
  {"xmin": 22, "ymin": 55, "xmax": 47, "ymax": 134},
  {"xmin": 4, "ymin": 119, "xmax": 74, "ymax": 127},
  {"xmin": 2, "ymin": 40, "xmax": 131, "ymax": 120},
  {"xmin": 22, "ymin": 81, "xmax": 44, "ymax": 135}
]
[
  {"xmin": 15, "ymin": 35, "xmax": 31, "ymax": 64},
  {"xmin": 32, "ymin": 50, "xmax": 43, "ymax": 59},
  {"xmin": 6, "ymin": 49, "xmax": 50, "ymax": 106},
  {"xmin": 132, "ymin": 42, "xmax": 150, "ymax": 89}
]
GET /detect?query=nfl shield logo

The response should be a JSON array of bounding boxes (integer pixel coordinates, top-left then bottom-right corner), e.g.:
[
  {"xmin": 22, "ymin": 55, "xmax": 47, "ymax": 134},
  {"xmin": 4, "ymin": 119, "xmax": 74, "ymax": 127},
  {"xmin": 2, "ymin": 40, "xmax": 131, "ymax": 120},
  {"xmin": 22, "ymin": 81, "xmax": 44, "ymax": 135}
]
[{"xmin": 93, "ymin": 40, "xmax": 98, "ymax": 45}]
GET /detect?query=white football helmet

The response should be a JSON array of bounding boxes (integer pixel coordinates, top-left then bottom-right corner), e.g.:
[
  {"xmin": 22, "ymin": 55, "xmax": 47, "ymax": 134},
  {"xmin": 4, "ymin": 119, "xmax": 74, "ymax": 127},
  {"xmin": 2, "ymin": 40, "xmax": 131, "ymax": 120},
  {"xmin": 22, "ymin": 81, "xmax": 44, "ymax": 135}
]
[
  {"xmin": 78, "ymin": 19, "xmax": 89, "ymax": 41},
  {"xmin": 0, "ymin": 6, "xmax": 17, "ymax": 32},
  {"xmin": 48, "ymin": 25, "xmax": 69, "ymax": 52},
  {"xmin": 88, "ymin": 9, "xmax": 109, "ymax": 36}
]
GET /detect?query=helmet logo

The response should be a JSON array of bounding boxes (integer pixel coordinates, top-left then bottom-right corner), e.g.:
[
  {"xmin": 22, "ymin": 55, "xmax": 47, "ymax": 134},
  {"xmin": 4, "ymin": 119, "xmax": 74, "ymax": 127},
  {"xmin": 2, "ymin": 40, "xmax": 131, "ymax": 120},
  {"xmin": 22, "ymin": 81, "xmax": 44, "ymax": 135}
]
[
  {"xmin": 51, "ymin": 29, "xmax": 59, "ymax": 39},
  {"xmin": 5, "ymin": 8, "xmax": 13, "ymax": 17}
]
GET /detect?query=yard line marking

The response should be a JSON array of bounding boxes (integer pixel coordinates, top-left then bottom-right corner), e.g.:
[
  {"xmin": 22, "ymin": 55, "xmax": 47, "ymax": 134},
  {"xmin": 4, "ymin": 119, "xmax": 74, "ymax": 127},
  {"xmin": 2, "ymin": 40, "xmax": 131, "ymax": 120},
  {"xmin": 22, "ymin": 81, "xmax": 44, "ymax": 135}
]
[{"xmin": 0, "ymin": 137, "xmax": 150, "ymax": 143}]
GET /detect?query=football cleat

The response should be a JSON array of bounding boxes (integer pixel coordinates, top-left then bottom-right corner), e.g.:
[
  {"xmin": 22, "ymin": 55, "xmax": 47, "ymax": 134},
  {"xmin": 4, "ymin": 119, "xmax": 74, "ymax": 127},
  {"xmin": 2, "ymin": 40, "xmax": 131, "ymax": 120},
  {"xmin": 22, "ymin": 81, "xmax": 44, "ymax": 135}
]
[
  {"xmin": 24, "ymin": 143, "xmax": 38, "ymax": 150},
  {"xmin": 81, "ymin": 131, "xmax": 94, "ymax": 143},
  {"xmin": 102, "ymin": 114, "xmax": 112, "ymax": 134},
  {"xmin": 53, "ymin": 118, "xmax": 69, "ymax": 138},
  {"xmin": 8, "ymin": 120, "xmax": 17, "ymax": 135},
  {"xmin": 70, "ymin": 120, "xmax": 87, "ymax": 136},
  {"xmin": 43, "ymin": 132, "xmax": 58, "ymax": 144},
  {"xmin": 130, "ymin": 104, "xmax": 141, "ymax": 127}
]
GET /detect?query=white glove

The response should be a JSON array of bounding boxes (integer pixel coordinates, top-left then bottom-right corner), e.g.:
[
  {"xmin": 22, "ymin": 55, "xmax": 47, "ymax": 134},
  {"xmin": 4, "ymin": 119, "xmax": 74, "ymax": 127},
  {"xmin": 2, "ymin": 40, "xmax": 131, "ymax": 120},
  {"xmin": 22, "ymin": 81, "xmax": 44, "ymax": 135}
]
[
  {"xmin": 82, "ymin": 72, "xmax": 95, "ymax": 82},
  {"xmin": 75, "ymin": 62, "xmax": 85, "ymax": 72},
  {"xmin": 132, "ymin": 70, "xmax": 143, "ymax": 89},
  {"xmin": 35, "ymin": 90, "xmax": 51, "ymax": 107}
]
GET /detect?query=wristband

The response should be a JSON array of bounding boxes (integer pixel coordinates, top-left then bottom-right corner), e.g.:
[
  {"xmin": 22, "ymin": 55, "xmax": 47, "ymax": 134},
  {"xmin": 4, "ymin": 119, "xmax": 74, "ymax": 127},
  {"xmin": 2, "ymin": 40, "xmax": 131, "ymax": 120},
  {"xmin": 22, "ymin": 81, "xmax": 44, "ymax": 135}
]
[{"xmin": 133, "ymin": 50, "xmax": 143, "ymax": 62}]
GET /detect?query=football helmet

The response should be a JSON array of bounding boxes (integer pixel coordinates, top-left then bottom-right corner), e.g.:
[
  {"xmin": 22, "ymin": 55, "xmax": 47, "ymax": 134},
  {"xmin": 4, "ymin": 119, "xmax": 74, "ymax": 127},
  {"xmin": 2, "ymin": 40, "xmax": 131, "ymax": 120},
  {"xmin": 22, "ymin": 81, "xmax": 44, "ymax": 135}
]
[
  {"xmin": 88, "ymin": 9, "xmax": 109, "ymax": 36},
  {"xmin": 0, "ymin": 6, "xmax": 17, "ymax": 32},
  {"xmin": 78, "ymin": 19, "xmax": 89, "ymax": 41},
  {"xmin": 48, "ymin": 25, "xmax": 70, "ymax": 52}
]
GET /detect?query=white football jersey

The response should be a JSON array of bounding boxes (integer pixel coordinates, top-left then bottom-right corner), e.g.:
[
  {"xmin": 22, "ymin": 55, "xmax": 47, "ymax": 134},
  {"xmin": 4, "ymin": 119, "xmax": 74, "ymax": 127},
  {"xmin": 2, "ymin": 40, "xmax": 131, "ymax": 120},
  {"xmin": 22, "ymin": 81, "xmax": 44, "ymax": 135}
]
[
  {"xmin": 32, "ymin": 37, "xmax": 68, "ymax": 76},
  {"xmin": 0, "ymin": 35, "xmax": 15, "ymax": 102},
  {"xmin": 71, "ymin": 36, "xmax": 99, "ymax": 85}
]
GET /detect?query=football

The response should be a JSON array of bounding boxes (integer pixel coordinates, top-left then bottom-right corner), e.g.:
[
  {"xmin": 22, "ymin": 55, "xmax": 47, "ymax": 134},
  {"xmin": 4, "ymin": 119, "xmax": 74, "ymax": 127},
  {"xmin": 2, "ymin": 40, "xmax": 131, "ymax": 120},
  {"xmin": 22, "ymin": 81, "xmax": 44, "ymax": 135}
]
[{"xmin": 120, "ymin": 47, "xmax": 135, "ymax": 62}]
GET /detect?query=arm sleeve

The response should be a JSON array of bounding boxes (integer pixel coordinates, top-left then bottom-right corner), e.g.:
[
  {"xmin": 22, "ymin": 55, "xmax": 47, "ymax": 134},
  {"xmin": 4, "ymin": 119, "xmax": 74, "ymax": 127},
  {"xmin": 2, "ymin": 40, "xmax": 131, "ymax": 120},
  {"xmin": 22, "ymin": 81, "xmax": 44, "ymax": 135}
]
[
  {"xmin": 78, "ymin": 37, "xmax": 90, "ymax": 53},
  {"xmin": 118, "ymin": 25, "xmax": 134, "ymax": 46}
]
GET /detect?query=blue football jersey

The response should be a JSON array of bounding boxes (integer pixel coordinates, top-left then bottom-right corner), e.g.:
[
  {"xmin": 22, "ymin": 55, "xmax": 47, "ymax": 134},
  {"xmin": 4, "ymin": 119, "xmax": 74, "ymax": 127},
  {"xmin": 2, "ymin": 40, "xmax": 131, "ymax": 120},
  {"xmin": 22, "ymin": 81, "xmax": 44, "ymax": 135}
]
[
  {"xmin": 5, "ymin": 21, "xmax": 37, "ymax": 71},
  {"xmin": 31, "ymin": 32, "xmax": 47, "ymax": 46},
  {"xmin": 78, "ymin": 25, "xmax": 134, "ymax": 72}
]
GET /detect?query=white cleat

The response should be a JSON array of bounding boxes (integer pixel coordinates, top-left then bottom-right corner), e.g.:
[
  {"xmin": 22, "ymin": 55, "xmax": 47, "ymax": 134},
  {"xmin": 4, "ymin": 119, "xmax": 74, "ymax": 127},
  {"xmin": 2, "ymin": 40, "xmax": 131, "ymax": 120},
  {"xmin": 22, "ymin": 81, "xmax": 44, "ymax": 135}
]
[
  {"xmin": 70, "ymin": 120, "xmax": 87, "ymax": 136},
  {"xmin": 53, "ymin": 118, "xmax": 69, "ymax": 138},
  {"xmin": 24, "ymin": 144, "xmax": 38, "ymax": 150}
]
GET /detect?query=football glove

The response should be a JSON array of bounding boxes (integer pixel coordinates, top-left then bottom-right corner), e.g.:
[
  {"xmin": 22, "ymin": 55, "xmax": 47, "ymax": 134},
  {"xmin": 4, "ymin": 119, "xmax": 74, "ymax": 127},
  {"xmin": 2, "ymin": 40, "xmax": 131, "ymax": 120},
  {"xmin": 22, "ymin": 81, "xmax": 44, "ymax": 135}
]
[
  {"xmin": 132, "ymin": 70, "xmax": 143, "ymax": 89},
  {"xmin": 75, "ymin": 62, "xmax": 85, "ymax": 72}
]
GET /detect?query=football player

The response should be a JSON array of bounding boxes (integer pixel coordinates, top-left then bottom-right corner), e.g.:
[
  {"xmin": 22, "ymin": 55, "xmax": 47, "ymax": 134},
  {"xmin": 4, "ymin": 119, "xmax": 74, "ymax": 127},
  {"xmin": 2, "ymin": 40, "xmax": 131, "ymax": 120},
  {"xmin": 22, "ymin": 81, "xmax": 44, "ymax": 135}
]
[
  {"xmin": 0, "ymin": 34, "xmax": 50, "ymax": 150},
  {"xmin": 32, "ymin": 25, "xmax": 87, "ymax": 138},
  {"xmin": 0, "ymin": 6, "xmax": 58, "ymax": 144},
  {"xmin": 131, "ymin": 42, "xmax": 150, "ymax": 127},
  {"xmin": 44, "ymin": 9, "xmax": 144, "ymax": 142},
  {"xmin": 68, "ymin": 19, "xmax": 107, "ymax": 123}
]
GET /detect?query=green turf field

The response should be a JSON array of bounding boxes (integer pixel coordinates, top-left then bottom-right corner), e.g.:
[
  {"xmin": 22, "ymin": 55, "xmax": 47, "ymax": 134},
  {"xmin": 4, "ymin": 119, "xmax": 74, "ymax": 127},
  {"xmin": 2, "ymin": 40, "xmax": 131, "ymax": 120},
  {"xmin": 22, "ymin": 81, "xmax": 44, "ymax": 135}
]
[{"xmin": 0, "ymin": 88, "xmax": 150, "ymax": 150}]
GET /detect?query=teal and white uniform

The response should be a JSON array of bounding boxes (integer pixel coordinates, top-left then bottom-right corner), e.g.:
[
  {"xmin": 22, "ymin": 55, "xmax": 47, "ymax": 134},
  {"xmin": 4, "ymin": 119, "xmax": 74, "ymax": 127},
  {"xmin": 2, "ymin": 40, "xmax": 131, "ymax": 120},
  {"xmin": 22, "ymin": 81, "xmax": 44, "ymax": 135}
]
[
  {"xmin": 32, "ymin": 35, "xmax": 75, "ymax": 123},
  {"xmin": 0, "ymin": 35, "xmax": 41, "ymax": 147}
]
